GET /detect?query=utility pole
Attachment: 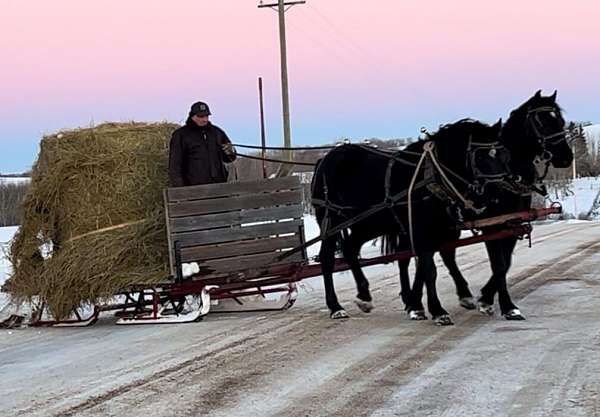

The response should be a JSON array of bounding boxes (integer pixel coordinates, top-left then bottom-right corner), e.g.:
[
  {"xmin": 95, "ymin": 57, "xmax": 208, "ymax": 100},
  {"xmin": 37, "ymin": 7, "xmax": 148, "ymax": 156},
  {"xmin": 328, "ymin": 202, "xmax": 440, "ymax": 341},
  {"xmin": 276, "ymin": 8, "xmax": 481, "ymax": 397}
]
[
  {"xmin": 573, "ymin": 125, "xmax": 580, "ymax": 180},
  {"xmin": 258, "ymin": 77, "xmax": 268, "ymax": 179},
  {"xmin": 573, "ymin": 125, "xmax": 580, "ymax": 216},
  {"xmin": 258, "ymin": 0, "xmax": 305, "ymax": 174}
]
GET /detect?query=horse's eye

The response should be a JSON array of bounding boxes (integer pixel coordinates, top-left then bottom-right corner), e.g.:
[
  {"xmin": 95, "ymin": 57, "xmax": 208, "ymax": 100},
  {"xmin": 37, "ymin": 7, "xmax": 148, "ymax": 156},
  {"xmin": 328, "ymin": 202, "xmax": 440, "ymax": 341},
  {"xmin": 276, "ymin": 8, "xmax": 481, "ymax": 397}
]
[
  {"xmin": 549, "ymin": 111, "xmax": 557, "ymax": 118},
  {"xmin": 489, "ymin": 148, "xmax": 497, "ymax": 158}
]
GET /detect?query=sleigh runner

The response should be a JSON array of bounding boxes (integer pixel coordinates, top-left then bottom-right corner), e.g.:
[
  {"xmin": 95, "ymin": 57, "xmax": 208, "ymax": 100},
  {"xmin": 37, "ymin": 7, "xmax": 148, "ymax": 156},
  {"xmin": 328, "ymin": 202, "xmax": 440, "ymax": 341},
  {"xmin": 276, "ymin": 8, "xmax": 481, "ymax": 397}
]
[{"xmin": 27, "ymin": 176, "xmax": 560, "ymax": 327}]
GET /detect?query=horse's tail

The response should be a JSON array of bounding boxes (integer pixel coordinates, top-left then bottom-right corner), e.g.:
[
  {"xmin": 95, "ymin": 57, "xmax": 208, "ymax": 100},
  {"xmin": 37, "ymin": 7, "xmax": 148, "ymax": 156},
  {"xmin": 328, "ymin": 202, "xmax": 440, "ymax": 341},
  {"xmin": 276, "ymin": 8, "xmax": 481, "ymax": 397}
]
[
  {"xmin": 310, "ymin": 157, "xmax": 323, "ymax": 201},
  {"xmin": 381, "ymin": 233, "xmax": 403, "ymax": 256}
]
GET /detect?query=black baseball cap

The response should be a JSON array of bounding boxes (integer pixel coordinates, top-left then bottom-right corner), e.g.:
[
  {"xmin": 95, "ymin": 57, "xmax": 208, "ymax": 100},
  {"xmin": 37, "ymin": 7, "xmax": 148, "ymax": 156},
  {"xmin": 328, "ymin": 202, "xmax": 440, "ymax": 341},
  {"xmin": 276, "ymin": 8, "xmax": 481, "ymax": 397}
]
[{"xmin": 190, "ymin": 101, "xmax": 211, "ymax": 116}]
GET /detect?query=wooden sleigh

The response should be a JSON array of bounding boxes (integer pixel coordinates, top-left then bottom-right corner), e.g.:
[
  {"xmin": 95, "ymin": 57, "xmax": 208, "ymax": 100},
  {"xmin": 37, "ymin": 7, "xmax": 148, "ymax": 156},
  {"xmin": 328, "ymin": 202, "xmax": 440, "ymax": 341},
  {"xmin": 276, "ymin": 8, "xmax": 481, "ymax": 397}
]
[{"xmin": 28, "ymin": 176, "xmax": 560, "ymax": 327}]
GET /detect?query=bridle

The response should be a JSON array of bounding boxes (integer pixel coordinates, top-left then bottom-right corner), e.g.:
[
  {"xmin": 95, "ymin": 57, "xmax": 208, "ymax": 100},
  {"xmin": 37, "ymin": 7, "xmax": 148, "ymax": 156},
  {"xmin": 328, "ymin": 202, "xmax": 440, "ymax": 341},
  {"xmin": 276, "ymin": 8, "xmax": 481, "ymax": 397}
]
[{"xmin": 526, "ymin": 106, "xmax": 567, "ymax": 167}]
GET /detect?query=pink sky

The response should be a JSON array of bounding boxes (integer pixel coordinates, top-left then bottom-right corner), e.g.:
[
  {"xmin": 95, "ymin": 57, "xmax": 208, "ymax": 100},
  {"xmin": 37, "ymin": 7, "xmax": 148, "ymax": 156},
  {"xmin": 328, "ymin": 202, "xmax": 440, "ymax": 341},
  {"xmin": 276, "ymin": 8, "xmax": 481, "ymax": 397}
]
[{"xmin": 1, "ymin": 0, "xmax": 599, "ymax": 171}]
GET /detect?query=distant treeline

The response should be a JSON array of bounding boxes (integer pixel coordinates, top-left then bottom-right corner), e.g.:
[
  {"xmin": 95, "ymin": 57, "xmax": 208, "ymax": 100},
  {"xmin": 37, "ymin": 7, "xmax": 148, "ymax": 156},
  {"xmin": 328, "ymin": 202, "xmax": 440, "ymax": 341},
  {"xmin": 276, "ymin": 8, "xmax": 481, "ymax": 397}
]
[{"xmin": 0, "ymin": 182, "xmax": 28, "ymax": 227}]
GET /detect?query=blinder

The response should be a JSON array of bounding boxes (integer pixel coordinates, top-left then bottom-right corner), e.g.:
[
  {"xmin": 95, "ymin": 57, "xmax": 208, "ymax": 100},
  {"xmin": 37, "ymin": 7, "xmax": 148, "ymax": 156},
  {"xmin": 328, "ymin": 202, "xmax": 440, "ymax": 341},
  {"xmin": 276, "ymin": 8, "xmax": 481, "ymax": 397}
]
[
  {"xmin": 527, "ymin": 106, "xmax": 567, "ymax": 147},
  {"xmin": 466, "ymin": 137, "xmax": 511, "ymax": 190}
]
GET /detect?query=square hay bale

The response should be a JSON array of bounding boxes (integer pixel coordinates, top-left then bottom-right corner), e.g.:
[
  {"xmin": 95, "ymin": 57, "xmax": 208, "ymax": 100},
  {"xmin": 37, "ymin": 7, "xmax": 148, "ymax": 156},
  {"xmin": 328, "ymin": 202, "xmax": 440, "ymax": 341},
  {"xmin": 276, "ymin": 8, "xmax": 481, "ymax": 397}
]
[{"xmin": 5, "ymin": 122, "xmax": 179, "ymax": 319}]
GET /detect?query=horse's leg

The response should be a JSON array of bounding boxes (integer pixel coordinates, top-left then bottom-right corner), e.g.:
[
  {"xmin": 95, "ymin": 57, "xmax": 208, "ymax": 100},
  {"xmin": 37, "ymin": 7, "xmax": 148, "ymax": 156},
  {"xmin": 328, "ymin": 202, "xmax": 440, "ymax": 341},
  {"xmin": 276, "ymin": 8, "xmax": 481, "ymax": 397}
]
[
  {"xmin": 320, "ymin": 236, "xmax": 348, "ymax": 319},
  {"xmin": 478, "ymin": 237, "xmax": 523, "ymax": 319},
  {"xmin": 494, "ymin": 237, "xmax": 524, "ymax": 320},
  {"xmin": 419, "ymin": 251, "xmax": 453, "ymax": 326},
  {"xmin": 478, "ymin": 238, "xmax": 502, "ymax": 316},
  {"xmin": 340, "ymin": 232, "xmax": 374, "ymax": 313},
  {"xmin": 407, "ymin": 255, "xmax": 427, "ymax": 321},
  {"xmin": 439, "ymin": 249, "xmax": 475, "ymax": 310},
  {"xmin": 397, "ymin": 258, "xmax": 412, "ymax": 311}
]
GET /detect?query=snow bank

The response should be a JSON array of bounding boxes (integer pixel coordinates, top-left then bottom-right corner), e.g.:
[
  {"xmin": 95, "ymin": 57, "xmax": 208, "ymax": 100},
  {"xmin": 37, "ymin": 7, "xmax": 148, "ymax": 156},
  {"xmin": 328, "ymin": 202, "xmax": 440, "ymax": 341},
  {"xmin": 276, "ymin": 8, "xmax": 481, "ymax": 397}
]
[
  {"xmin": 583, "ymin": 124, "xmax": 600, "ymax": 156},
  {"xmin": 0, "ymin": 226, "xmax": 19, "ymax": 314},
  {"xmin": 0, "ymin": 226, "xmax": 18, "ymax": 287},
  {"xmin": 545, "ymin": 177, "xmax": 600, "ymax": 219},
  {"xmin": 302, "ymin": 214, "xmax": 382, "ymax": 260},
  {"xmin": 0, "ymin": 177, "xmax": 30, "ymax": 185}
]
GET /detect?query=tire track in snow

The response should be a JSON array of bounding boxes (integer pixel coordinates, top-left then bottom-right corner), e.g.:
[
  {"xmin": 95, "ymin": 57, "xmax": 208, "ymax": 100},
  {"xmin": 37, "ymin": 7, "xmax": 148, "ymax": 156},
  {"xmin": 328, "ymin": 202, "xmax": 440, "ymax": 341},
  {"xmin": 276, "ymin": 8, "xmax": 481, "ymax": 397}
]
[{"xmin": 56, "ymin": 236, "xmax": 600, "ymax": 417}]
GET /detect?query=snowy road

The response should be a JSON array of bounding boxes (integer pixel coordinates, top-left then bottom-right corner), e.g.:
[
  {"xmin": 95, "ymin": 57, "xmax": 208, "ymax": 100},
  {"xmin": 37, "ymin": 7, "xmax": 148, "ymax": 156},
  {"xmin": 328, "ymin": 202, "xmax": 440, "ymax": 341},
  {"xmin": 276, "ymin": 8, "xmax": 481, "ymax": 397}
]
[{"xmin": 1, "ymin": 221, "xmax": 599, "ymax": 417}]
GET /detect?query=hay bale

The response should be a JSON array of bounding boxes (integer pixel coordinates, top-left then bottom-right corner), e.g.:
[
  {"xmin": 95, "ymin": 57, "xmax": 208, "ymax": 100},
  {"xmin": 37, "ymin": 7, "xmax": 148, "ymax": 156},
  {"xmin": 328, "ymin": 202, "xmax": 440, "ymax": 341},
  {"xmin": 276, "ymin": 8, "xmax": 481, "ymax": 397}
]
[{"xmin": 5, "ymin": 122, "xmax": 179, "ymax": 319}]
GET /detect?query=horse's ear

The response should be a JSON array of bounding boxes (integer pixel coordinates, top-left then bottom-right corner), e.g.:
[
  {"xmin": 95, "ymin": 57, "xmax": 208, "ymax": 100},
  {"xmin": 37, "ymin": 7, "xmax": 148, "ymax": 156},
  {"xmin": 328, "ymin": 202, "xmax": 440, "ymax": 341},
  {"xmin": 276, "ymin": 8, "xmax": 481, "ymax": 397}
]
[
  {"xmin": 494, "ymin": 118, "xmax": 502, "ymax": 129},
  {"xmin": 551, "ymin": 90, "xmax": 557, "ymax": 101},
  {"xmin": 534, "ymin": 90, "xmax": 542, "ymax": 98}
]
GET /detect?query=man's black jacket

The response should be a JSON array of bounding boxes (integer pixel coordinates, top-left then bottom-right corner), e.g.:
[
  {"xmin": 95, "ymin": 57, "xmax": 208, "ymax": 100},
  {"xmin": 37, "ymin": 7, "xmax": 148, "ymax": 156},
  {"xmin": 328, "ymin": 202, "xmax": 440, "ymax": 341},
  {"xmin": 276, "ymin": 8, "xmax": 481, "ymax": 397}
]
[{"xmin": 168, "ymin": 120, "xmax": 236, "ymax": 187}]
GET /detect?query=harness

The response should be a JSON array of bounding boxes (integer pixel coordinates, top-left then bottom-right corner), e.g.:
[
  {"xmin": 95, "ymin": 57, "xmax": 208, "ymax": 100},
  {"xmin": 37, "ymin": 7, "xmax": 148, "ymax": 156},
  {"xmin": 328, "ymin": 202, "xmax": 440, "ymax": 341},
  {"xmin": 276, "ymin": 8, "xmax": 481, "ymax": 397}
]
[
  {"xmin": 526, "ymin": 105, "xmax": 567, "ymax": 186},
  {"xmin": 466, "ymin": 137, "xmax": 510, "ymax": 185},
  {"xmin": 281, "ymin": 139, "xmax": 507, "ymax": 260}
]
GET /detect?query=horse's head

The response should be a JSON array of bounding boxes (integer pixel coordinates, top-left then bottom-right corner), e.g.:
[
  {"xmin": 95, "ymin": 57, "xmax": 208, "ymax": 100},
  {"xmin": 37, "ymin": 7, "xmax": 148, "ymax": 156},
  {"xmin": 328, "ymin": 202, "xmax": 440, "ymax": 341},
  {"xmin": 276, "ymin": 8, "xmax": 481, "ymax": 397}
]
[
  {"xmin": 505, "ymin": 90, "xmax": 573, "ymax": 169},
  {"xmin": 430, "ymin": 118, "xmax": 510, "ymax": 212}
]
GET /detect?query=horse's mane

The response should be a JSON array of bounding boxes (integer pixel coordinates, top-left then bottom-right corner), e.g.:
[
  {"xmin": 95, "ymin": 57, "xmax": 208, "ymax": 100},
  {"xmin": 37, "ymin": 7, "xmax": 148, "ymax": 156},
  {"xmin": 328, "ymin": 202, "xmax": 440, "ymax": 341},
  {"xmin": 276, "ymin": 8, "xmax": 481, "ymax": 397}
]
[
  {"xmin": 404, "ymin": 119, "xmax": 493, "ymax": 154},
  {"xmin": 429, "ymin": 118, "xmax": 491, "ymax": 142}
]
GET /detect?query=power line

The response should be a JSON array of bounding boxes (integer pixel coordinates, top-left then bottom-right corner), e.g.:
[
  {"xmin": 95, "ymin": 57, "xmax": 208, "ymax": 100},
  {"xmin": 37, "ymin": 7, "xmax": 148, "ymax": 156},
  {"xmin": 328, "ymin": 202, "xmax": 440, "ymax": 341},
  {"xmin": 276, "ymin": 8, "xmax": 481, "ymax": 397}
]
[
  {"xmin": 305, "ymin": 2, "xmax": 377, "ymax": 61},
  {"xmin": 285, "ymin": 17, "xmax": 359, "ymax": 70},
  {"xmin": 290, "ymin": 4, "xmax": 383, "ymax": 84}
]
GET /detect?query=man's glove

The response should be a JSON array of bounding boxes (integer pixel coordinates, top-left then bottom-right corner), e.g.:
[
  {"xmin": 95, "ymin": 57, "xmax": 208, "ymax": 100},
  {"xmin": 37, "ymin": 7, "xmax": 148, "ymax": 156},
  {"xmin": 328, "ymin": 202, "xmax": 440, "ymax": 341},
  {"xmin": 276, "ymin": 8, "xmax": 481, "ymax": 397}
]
[{"xmin": 222, "ymin": 143, "xmax": 236, "ymax": 156}]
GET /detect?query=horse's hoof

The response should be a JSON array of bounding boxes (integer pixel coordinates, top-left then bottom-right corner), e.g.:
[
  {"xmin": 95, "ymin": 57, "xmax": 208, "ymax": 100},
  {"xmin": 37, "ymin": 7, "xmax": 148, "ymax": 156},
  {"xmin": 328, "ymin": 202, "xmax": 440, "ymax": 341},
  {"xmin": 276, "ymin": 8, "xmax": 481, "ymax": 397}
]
[
  {"xmin": 459, "ymin": 297, "xmax": 476, "ymax": 310},
  {"xmin": 408, "ymin": 310, "xmax": 428, "ymax": 320},
  {"xmin": 434, "ymin": 315, "xmax": 454, "ymax": 326},
  {"xmin": 354, "ymin": 298, "xmax": 374, "ymax": 313},
  {"xmin": 478, "ymin": 302, "xmax": 495, "ymax": 316},
  {"xmin": 504, "ymin": 309, "xmax": 526, "ymax": 321},
  {"xmin": 331, "ymin": 310, "xmax": 349, "ymax": 319}
]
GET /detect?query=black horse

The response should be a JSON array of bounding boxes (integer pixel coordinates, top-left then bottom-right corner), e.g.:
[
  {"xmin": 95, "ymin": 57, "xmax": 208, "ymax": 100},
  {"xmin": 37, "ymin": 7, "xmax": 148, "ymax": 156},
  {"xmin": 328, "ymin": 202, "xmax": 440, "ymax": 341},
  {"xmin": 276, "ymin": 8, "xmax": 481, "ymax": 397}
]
[
  {"xmin": 311, "ymin": 119, "xmax": 511, "ymax": 325},
  {"xmin": 397, "ymin": 90, "xmax": 574, "ymax": 320}
]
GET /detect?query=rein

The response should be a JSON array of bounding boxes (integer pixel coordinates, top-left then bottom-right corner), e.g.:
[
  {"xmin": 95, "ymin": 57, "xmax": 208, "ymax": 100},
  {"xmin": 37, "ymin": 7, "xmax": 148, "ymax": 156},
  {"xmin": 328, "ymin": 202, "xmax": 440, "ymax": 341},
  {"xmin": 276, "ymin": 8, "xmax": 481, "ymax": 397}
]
[
  {"xmin": 231, "ymin": 142, "xmax": 417, "ymax": 168},
  {"xmin": 279, "ymin": 141, "xmax": 487, "ymax": 261},
  {"xmin": 230, "ymin": 143, "xmax": 335, "ymax": 151},
  {"xmin": 233, "ymin": 153, "xmax": 317, "ymax": 167},
  {"xmin": 229, "ymin": 142, "xmax": 334, "ymax": 167}
]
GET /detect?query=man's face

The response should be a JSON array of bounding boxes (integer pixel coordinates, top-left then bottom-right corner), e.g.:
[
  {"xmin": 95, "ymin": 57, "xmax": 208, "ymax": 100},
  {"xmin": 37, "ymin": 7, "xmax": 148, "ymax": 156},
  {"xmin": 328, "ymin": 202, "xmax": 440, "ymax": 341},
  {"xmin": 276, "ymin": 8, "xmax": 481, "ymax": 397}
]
[{"xmin": 192, "ymin": 114, "xmax": 209, "ymax": 126}]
